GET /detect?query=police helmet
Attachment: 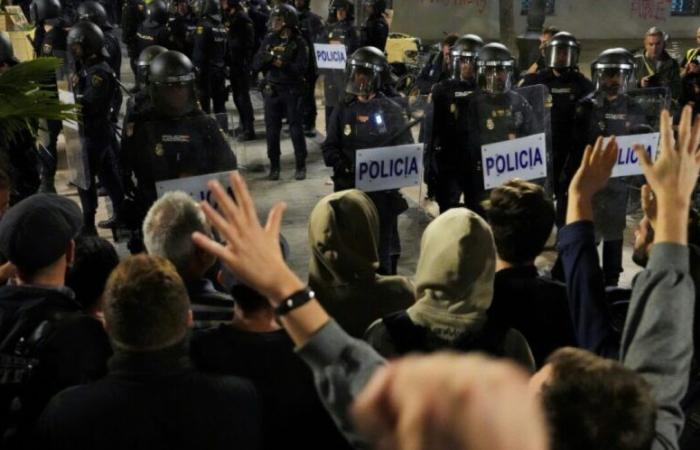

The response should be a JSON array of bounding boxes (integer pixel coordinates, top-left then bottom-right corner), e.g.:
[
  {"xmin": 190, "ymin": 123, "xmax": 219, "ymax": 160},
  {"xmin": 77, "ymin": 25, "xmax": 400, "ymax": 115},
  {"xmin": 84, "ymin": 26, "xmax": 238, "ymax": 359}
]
[
  {"xmin": 269, "ymin": 4, "xmax": 298, "ymax": 31},
  {"xmin": 77, "ymin": 1, "xmax": 110, "ymax": 29},
  {"xmin": 476, "ymin": 42, "xmax": 516, "ymax": 94},
  {"xmin": 364, "ymin": 0, "xmax": 386, "ymax": 13},
  {"xmin": 450, "ymin": 34, "xmax": 483, "ymax": 80},
  {"xmin": 330, "ymin": 0, "xmax": 355, "ymax": 20},
  {"xmin": 146, "ymin": 0, "xmax": 169, "ymax": 25},
  {"xmin": 136, "ymin": 45, "xmax": 168, "ymax": 86},
  {"xmin": 148, "ymin": 50, "xmax": 198, "ymax": 116},
  {"xmin": 345, "ymin": 46, "xmax": 386, "ymax": 96},
  {"xmin": 67, "ymin": 20, "xmax": 109, "ymax": 60},
  {"xmin": 0, "ymin": 32, "xmax": 19, "ymax": 66},
  {"xmin": 29, "ymin": 0, "xmax": 62, "ymax": 26},
  {"xmin": 192, "ymin": 0, "xmax": 221, "ymax": 19},
  {"xmin": 544, "ymin": 31, "xmax": 580, "ymax": 70},
  {"xmin": 591, "ymin": 47, "xmax": 636, "ymax": 96}
]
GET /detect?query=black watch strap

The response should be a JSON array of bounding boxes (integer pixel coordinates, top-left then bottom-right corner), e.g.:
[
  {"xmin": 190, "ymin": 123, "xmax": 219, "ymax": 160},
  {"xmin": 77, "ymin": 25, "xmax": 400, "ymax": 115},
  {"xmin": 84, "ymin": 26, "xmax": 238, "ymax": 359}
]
[{"xmin": 274, "ymin": 287, "xmax": 315, "ymax": 316}]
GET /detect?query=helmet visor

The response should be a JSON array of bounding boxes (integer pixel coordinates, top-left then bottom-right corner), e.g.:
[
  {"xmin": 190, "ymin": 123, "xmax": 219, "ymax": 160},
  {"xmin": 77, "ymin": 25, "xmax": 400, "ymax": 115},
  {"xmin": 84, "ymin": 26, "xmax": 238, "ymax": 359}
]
[
  {"xmin": 345, "ymin": 65, "xmax": 380, "ymax": 96},
  {"xmin": 479, "ymin": 66, "xmax": 513, "ymax": 94},
  {"xmin": 544, "ymin": 45, "xmax": 579, "ymax": 69},
  {"xmin": 592, "ymin": 67, "xmax": 634, "ymax": 96},
  {"xmin": 150, "ymin": 81, "xmax": 198, "ymax": 116},
  {"xmin": 450, "ymin": 53, "xmax": 477, "ymax": 80}
]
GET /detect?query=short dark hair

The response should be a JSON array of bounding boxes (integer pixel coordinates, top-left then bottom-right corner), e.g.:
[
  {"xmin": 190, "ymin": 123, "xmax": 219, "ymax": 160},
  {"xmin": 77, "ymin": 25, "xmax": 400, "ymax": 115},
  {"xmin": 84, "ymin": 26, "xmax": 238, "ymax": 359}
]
[
  {"xmin": 542, "ymin": 347, "xmax": 656, "ymax": 450},
  {"xmin": 104, "ymin": 255, "xmax": 190, "ymax": 351},
  {"xmin": 442, "ymin": 33, "xmax": 459, "ymax": 47},
  {"xmin": 65, "ymin": 236, "xmax": 119, "ymax": 311},
  {"xmin": 483, "ymin": 179, "xmax": 555, "ymax": 264}
]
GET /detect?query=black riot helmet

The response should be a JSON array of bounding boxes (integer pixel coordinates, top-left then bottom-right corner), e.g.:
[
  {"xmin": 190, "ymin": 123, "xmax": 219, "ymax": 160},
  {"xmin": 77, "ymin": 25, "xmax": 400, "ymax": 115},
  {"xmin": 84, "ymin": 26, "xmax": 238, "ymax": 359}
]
[
  {"xmin": 192, "ymin": 0, "xmax": 222, "ymax": 19},
  {"xmin": 476, "ymin": 42, "xmax": 516, "ymax": 94},
  {"xmin": 0, "ymin": 32, "xmax": 19, "ymax": 67},
  {"xmin": 544, "ymin": 31, "xmax": 580, "ymax": 71},
  {"xmin": 148, "ymin": 50, "xmax": 198, "ymax": 117},
  {"xmin": 269, "ymin": 4, "xmax": 298, "ymax": 32},
  {"xmin": 591, "ymin": 47, "xmax": 636, "ymax": 96},
  {"xmin": 146, "ymin": 0, "xmax": 170, "ymax": 25},
  {"xmin": 136, "ymin": 45, "xmax": 168, "ymax": 87},
  {"xmin": 293, "ymin": 0, "xmax": 309, "ymax": 11},
  {"xmin": 330, "ymin": 0, "xmax": 355, "ymax": 21},
  {"xmin": 67, "ymin": 20, "xmax": 109, "ymax": 61},
  {"xmin": 77, "ymin": 1, "xmax": 111, "ymax": 29},
  {"xmin": 29, "ymin": 0, "xmax": 62, "ymax": 26},
  {"xmin": 345, "ymin": 46, "xmax": 386, "ymax": 96},
  {"xmin": 450, "ymin": 34, "xmax": 483, "ymax": 80},
  {"xmin": 363, "ymin": 0, "xmax": 386, "ymax": 14}
]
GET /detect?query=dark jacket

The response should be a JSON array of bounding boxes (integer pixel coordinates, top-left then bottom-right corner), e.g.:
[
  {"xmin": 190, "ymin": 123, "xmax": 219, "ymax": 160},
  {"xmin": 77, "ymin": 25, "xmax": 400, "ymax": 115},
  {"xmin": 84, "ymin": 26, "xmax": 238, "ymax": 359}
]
[
  {"xmin": 487, "ymin": 265, "xmax": 576, "ymax": 367},
  {"xmin": 36, "ymin": 342, "xmax": 261, "ymax": 450},
  {"xmin": 252, "ymin": 31, "xmax": 309, "ymax": 87},
  {"xmin": 0, "ymin": 285, "xmax": 112, "ymax": 447},
  {"xmin": 224, "ymin": 8, "xmax": 256, "ymax": 72},
  {"xmin": 185, "ymin": 278, "xmax": 234, "ymax": 329},
  {"xmin": 634, "ymin": 50, "xmax": 681, "ymax": 101},
  {"xmin": 361, "ymin": 14, "xmax": 388, "ymax": 51},
  {"xmin": 190, "ymin": 326, "xmax": 351, "ymax": 450}
]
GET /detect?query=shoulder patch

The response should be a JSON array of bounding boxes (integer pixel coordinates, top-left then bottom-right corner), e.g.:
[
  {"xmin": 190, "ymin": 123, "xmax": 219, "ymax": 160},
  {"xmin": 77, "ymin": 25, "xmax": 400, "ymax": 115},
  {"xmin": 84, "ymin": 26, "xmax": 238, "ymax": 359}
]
[
  {"xmin": 91, "ymin": 74, "xmax": 103, "ymax": 87},
  {"xmin": 196, "ymin": 26, "xmax": 204, "ymax": 34}
]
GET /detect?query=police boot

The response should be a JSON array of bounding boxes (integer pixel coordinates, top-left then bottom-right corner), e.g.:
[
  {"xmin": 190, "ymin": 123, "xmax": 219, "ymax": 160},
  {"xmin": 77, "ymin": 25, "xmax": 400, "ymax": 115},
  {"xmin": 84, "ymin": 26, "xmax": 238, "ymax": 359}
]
[
  {"xmin": 294, "ymin": 159, "xmax": 306, "ymax": 181},
  {"xmin": 268, "ymin": 161, "xmax": 280, "ymax": 181},
  {"xmin": 303, "ymin": 126, "xmax": 316, "ymax": 138},
  {"xmin": 237, "ymin": 126, "xmax": 257, "ymax": 142}
]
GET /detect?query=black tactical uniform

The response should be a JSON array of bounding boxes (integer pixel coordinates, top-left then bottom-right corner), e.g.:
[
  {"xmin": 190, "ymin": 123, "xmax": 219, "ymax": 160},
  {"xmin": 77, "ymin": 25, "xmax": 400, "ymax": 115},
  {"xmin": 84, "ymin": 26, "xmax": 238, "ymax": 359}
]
[
  {"xmin": 426, "ymin": 34, "xmax": 482, "ymax": 213},
  {"xmin": 77, "ymin": 1, "xmax": 122, "ymax": 78},
  {"xmin": 323, "ymin": 0, "xmax": 359, "ymax": 125},
  {"xmin": 360, "ymin": 0, "xmax": 388, "ymax": 51},
  {"xmin": 168, "ymin": 0, "xmax": 196, "ymax": 56},
  {"xmin": 135, "ymin": 0, "xmax": 172, "ymax": 57},
  {"xmin": 295, "ymin": 0, "xmax": 324, "ymax": 136},
  {"xmin": 519, "ymin": 32, "xmax": 594, "ymax": 225},
  {"xmin": 572, "ymin": 48, "xmax": 648, "ymax": 287},
  {"xmin": 322, "ymin": 47, "xmax": 412, "ymax": 275},
  {"xmin": 121, "ymin": 0, "xmax": 146, "ymax": 76},
  {"xmin": 252, "ymin": 4, "xmax": 309, "ymax": 180},
  {"xmin": 30, "ymin": 0, "xmax": 68, "ymax": 193},
  {"xmin": 124, "ymin": 50, "xmax": 237, "ymax": 215},
  {"xmin": 247, "ymin": 0, "xmax": 270, "ymax": 53},
  {"xmin": 465, "ymin": 43, "xmax": 536, "ymax": 215},
  {"xmin": 68, "ymin": 21, "xmax": 125, "ymax": 234},
  {"xmin": 223, "ymin": 0, "xmax": 256, "ymax": 139}
]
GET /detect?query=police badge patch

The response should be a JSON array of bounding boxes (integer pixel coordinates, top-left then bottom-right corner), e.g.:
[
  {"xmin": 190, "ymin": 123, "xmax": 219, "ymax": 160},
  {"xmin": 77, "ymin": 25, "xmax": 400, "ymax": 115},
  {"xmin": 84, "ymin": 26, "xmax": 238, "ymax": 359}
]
[
  {"xmin": 155, "ymin": 143, "xmax": 165, "ymax": 156},
  {"xmin": 91, "ymin": 75, "xmax": 103, "ymax": 86},
  {"xmin": 344, "ymin": 124, "xmax": 352, "ymax": 136},
  {"xmin": 486, "ymin": 118, "xmax": 495, "ymax": 130}
]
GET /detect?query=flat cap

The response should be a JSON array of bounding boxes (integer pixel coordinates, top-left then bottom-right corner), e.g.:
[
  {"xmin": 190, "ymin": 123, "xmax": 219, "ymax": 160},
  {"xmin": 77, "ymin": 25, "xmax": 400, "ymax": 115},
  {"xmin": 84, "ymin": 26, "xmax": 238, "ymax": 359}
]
[{"xmin": 0, "ymin": 194, "xmax": 82, "ymax": 273}]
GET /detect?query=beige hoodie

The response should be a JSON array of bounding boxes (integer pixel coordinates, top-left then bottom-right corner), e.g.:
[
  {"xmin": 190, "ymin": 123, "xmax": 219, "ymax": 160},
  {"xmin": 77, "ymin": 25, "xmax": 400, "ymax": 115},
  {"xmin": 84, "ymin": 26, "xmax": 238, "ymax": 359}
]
[{"xmin": 308, "ymin": 190, "xmax": 415, "ymax": 338}]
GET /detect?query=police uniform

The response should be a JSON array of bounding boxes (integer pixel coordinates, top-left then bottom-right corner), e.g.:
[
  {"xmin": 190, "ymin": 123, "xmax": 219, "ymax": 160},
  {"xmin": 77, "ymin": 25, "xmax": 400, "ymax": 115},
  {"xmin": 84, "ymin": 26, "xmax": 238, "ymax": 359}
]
[
  {"xmin": 573, "ymin": 93, "xmax": 647, "ymax": 285},
  {"xmin": 520, "ymin": 68, "xmax": 594, "ymax": 224},
  {"xmin": 247, "ymin": 0, "xmax": 270, "ymax": 54},
  {"xmin": 223, "ymin": 6, "xmax": 256, "ymax": 136},
  {"xmin": 322, "ymin": 93, "xmax": 412, "ymax": 274},
  {"xmin": 297, "ymin": 4, "xmax": 324, "ymax": 133},
  {"xmin": 322, "ymin": 18, "xmax": 359, "ymax": 124},
  {"xmin": 427, "ymin": 78, "xmax": 476, "ymax": 212},
  {"xmin": 168, "ymin": 3, "xmax": 197, "ymax": 56},
  {"xmin": 252, "ymin": 30, "xmax": 309, "ymax": 171},
  {"xmin": 192, "ymin": 16, "xmax": 228, "ymax": 127},
  {"xmin": 135, "ymin": 15, "xmax": 172, "ymax": 57},
  {"xmin": 465, "ymin": 91, "xmax": 537, "ymax": 214},
  {"xmin": 74, "ymin": 58, "xmax": 125, "ymax": 230},
  {"xmin": 415, "ymin": 52, "xmax": 449, "ymax": 95},
  {"xmin": 361, "ymin": 10, "xmax": 388, "ymax": 51},
  {"xmin": 103, "ymin": 28, "xmax": 122, "ymax": 78},
  {"xmin": 121, "ymin": 0, "xmax": 146, "ymax": 75}
]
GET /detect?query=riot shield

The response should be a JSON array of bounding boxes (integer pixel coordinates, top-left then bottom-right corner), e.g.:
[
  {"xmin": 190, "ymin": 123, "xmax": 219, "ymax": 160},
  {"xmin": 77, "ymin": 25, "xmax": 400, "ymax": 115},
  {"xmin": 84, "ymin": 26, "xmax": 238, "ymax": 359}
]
[
  {"xmin": 627, "ymin": 87, "xmax": 670, "ymax": 132},
  {"xmin": 515, "ymin": 84, "xmax": 552, "ymax": 192}
]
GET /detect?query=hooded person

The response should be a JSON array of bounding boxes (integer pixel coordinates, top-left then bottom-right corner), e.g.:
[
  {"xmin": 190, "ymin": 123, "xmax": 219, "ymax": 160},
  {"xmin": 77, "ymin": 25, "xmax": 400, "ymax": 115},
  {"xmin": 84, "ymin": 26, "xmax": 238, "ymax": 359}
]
[
  {"xmin": 308, "ymin": 189, "xmax": 414, "ymax": 338},
  {"xmin": 365, "ymin": 208, "xmax": 535, "ymax": 370}
]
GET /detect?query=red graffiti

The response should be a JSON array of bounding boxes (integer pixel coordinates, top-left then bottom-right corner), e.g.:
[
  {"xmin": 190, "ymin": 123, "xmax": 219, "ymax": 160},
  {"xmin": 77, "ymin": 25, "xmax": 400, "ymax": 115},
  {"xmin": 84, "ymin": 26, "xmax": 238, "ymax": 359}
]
[
  {"xmin": 417, "ymin": 0, "xmax": 488, "ymax": 14},
  {"xmin": 631, "ymin": 0, "xmax": 672, "ymax": 21}
]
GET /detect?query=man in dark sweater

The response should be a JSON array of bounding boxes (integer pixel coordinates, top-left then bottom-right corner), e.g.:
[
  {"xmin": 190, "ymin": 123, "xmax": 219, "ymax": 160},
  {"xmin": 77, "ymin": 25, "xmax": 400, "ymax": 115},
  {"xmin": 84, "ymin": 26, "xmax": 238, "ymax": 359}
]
[
  {"xmin": 485, "ymin": 179, "xmax": 576, "ymax": 367},
  {"xmin": 36, "ymin": 255, "xmax": 261, "ymax": 449}
]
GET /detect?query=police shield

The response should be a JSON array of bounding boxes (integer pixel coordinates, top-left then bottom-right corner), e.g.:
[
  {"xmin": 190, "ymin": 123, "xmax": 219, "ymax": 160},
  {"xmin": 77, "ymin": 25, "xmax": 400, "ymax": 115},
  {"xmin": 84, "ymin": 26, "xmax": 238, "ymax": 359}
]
[
  {"xmin": 627, "ymin": 87, "xmax": 669, "ymax": 132},
  {"xmin": 55, "ymin": 65, "xmax": 90, "ymax": 190},
  {"xmin": 319, "ymin": 42, "xmax": 348, "ymax": 114}
]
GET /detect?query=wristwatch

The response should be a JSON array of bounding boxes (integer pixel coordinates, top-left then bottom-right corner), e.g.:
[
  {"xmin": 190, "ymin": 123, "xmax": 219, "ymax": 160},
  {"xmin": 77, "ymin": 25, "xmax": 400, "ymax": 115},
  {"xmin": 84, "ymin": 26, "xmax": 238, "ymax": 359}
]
[{"xmin": 274, "ymin": 287, "xmax": 315, "ymax": 316}]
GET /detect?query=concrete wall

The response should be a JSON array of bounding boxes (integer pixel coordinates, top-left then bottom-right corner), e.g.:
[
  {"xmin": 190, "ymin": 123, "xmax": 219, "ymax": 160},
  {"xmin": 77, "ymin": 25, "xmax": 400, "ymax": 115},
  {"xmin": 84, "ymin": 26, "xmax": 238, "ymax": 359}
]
[{"xmin": 349, "ymin": 0, "xmax": 700, "ymax": 42}]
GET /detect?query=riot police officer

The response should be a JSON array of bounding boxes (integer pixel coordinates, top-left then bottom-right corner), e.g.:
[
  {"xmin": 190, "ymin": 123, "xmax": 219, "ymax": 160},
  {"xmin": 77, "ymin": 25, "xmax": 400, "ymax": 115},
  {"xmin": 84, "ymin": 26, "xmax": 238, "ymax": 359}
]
[
  {"xmin": 123, "ymin": 50, "xmax": 237, "ymax": 213},
  {"xmin": 77, "ymin": 1, "xmax": 121, "ymax": 77},
  {"xmin": 121, "ymin": 0, "xmax": 146, "ymax": 76},
  {"xmin": 252, "ymin": 4, "xmax": 309, "ymax": 180},
  {"xmin": 168, "ymin": 0, "xmax": 197, "ymax": 56},
  {"xmin": 572, "ymin": 48, "xmax": 647, "ymax": 287},
  {"xmin": 246, "ymin": 0, "xmax": 270, "ymax": 53},
  {"xmin": 294, "ymin": 0, "xmax": 324, "ymax": 137},
  {"xmin": 426, "ymin": 34, "xmax": 482, "ymax": 213},
  {"xmin": 135, "ymin": 0, "xmax": 172, "ymax": 56},
  {"xmin": 360, "ymin": 0, "xmax": 388, "ymax": 51},
  {"xmin": 322, "ymin": 46, "xmax": 413, "ymax": 275},
  {"xmin": 223, "ymin": 0, "xmax": 256, "ymax": 140},
  {"xmin": 68, "ymin": 20, "xmax": 125, "ymax": 234},
  {"xmin": 323, "ymin": 0, "xmax": 359, "ymax": 125},
  {"xmin": 519, "ymin": 31, "xmax": 594, "ymax": 225},
  {"xmin": 30, "ymin": 0, "xmax": 68, "ymax": 193},
  {"xmin": 464, "ymin": 43, "xmax": 537, "ymax": 214}
]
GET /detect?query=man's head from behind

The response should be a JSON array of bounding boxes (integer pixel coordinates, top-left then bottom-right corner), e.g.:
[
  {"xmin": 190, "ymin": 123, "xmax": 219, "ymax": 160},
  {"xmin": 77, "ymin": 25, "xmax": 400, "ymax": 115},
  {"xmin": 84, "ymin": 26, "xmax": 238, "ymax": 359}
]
[
  {"xmin": 532, "ymin": 347, "xmax": 656, "ymax": 450},
  {"xmin": 483, "ymin": 179, "xmax": 555, "ymax": 266},
  {"xmin": 143, "ymin": 191, "xmax": 215, "ymax": 282},
  {"xmin": 103, "ymin": 254, "xmax": 190, "ymax": 352},
  {"xmin": 0, "ymin": 194, "xmax": 81, "ymax": 284}
]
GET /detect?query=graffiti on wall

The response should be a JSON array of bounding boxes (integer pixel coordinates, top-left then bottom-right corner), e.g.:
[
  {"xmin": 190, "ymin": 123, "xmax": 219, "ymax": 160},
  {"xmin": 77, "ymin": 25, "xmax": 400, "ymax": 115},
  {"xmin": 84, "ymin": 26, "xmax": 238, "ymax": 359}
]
[
  {"xmin": 417, "ymin": 0, "xmax": 488, "ymax": 14},
  {"xmin": 630, "ymin": 0, "xmax": 672, "ymax": 21}
]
